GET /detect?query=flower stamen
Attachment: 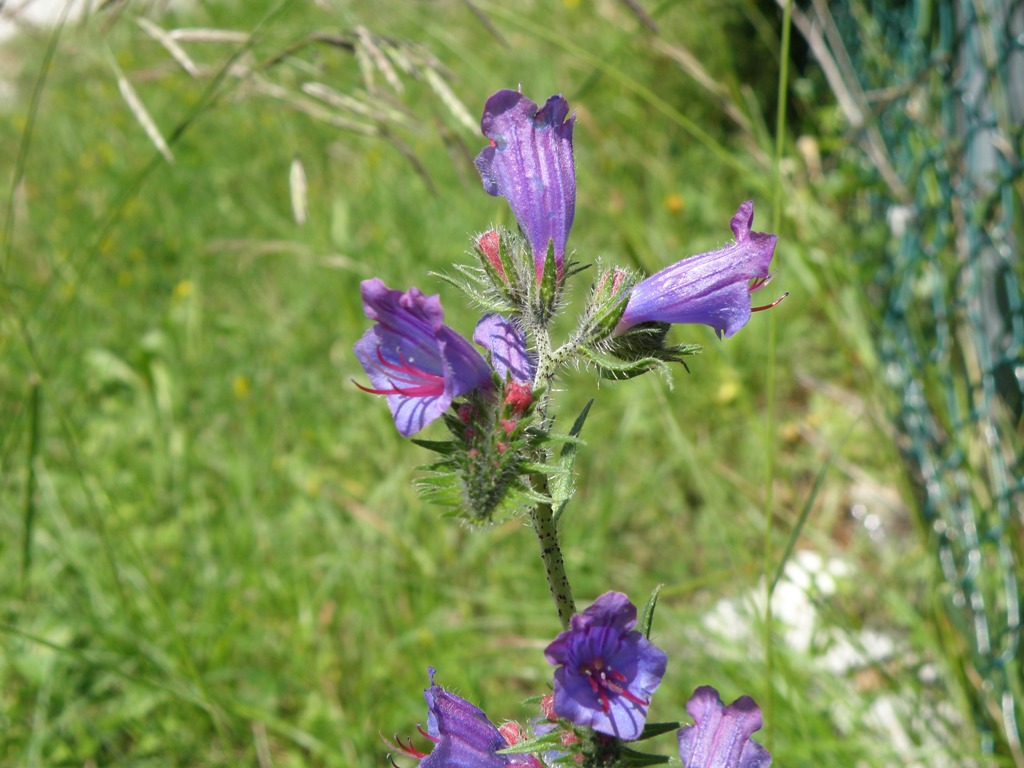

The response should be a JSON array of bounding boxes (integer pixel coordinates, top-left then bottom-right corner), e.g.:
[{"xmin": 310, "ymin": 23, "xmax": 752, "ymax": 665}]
[
  {"xmin": 580, "ymin": 658, "xmax": 650, "ymax": 714},
  {"xmin": 382, "ymin": 732, "xmax": 431, "ymax": 760},
  {"xmin": 751, "ymin": 291, "xmax": 789, "ymax": 313},
  {"xmin": 354, "ymin": 347, "xmax": 447, "ymax": 397}
]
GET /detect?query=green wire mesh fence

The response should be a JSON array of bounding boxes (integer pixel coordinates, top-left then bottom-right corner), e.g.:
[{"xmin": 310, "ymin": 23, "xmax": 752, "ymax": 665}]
[{"xmin": 793, "ymin": 0, "xmax": 1024, "ymax": 762}]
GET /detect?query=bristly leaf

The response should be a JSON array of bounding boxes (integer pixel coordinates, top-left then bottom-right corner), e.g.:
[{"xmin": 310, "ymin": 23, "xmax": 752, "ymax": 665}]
[
  {"xmin": 413, "ymin": 472, "xmax": 464, "ymax": 508},
  {"xmin": 430, "ymin": 266, "xmax": 517, "ymax": 315},
  {"xmin": 551, "ymin": 399, "xmax": 593, "ymax": 525},
  {"xmin": 579, "ymin": 345, "xmax": 674, "ymax": 381},
  {"xmin": 538, "ymin": 238, "xmax": 559, "ymax": 312},
  {"xmin": 638, "ymin": 583, "xmax": 663, "ymax": 640}
]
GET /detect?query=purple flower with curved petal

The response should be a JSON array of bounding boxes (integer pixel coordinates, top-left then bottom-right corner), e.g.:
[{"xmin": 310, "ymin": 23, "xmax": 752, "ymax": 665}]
[
  {"xmin": 354, "ymin": 279, "xmax": 492, "ymax": 437},
  {"xmin": 475, "ymin": 90, "xmax": 576, "ymax": 282},
  {"xmin": 616, "ymin": 201, "xmax": 778, "ymax": 339},
  {"xmin": 678, "ymin": 686, "xmax": 772, "ymax": 768},
  {"xmin": 544, "ymin": 592, "xmax": 667, "ymax": 741},
  {"xmin": 473, "ymin": 314, "xmax": 536, "ymax": 383},
  {"xmin": 390, "ymin": 669, "xmax": 541, "ymax": 768}
]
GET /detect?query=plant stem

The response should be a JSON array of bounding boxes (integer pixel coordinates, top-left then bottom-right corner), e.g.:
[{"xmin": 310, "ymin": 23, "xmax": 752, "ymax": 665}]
[
  {"xmin": 21, "ymin": 377, "xmax": 41, "ymax": 593},
  {"xmin": 528, "ymin": 323, "xmax": 576, "ymax": 628},
  {"xmin": 530, "ymin": 475, "xmax": 576, "ymax": 629}
]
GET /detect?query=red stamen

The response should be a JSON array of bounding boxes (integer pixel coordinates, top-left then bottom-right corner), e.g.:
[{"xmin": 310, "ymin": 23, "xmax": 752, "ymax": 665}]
[
  {"xmin": 752, "ymin": 291, "xmax": 789, "ymax": 313},
  {"xmin": 586, "ymin": 672, "xmax": 612, "ymax": 714},
  {"xmin": 354, "ymin": 347, "xmax": 446, "ymax": 397},
  {"xmin": 382, "ymin": 733, "xmax": 431, "ymax": 760},
  {"xmin": 580, "ymin": 658, "xmax": 648, "ymax": 713}
]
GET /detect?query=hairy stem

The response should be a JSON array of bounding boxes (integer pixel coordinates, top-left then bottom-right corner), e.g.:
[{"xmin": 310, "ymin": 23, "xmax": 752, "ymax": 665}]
[
  {"xmin": 527, "ymin": 321, "xmax": 576, "ymax": 628},
  {"xmin": 530, "ymin": 474, "xmax": 576, "ymax": 629}
]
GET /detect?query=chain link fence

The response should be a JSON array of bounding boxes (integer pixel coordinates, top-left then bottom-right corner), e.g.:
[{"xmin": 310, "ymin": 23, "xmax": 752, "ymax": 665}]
[{"xmin": 794, "ymin": 0, "xmax": 1024, "ymax": 761}]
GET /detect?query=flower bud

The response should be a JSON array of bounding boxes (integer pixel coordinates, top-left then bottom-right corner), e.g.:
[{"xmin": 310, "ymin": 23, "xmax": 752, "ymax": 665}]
[
  {"xmin": 504, "ymin": 381, "xmax": 534, "ymax": 416},
  {"xmin": 476, "ymin": 230, "xmax": 504, "ymax": 277},
  {"xmin": 581, "ymin": 266, "xmax": 635, "ymax": 344}
]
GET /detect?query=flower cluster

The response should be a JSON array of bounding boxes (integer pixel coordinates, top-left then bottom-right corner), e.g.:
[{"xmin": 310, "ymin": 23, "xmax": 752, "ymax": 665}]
[
  {"xmin": 354, "ymin": 87, "xmax": 781, "ymax": 464},
  {"xmin": 357, "ymin": 87, "xmax": 781, "ymax": 768},
  {"xmin": 391, "ymin": 594, "xmax": 770, "ymax": 768}
]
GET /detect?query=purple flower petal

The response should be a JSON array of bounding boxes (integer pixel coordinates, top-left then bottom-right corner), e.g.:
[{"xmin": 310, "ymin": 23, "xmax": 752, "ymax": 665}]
[
  {"xmin": 544, "ymin": 592, "xmax": 667, "ymax": 741},
  {"xmin": 421, "ymin": 676, "xmax": 508, "ymax": 768},
  {"xmin": 354, "ymin": 279, "xmax": 492, "ymax": 437},
  {"xmin": 392, "ymin": 669, "xmax": 541, "ymax": 768},
  {"xmin": 678, "ymin": 686, "xmax": 772, "ymax": 768},
  {"xmin": 566, "ymin": 590, "xmax": 638, "ymax": 633},
  {"xmin": 475, "ymin": 90, "xmax": 576, "ymax": 281},
  {"xmin": 473, "ymin": 314, "xmax": 536, "ymax": 383},
  {"xmin": 616, "ymin": 201, "xmax": 778, "ymax": 339}
]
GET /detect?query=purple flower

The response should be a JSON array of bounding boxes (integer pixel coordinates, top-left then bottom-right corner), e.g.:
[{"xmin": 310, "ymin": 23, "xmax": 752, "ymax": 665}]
[
  {"xmin": 677, "ymin": 686, "xmax": 772, "ymax": 768},
  {"xmin": 473, "ymin": 314, "xmax": 536, "ymax": 383},
  {"xmin": 475, "ymin": 90, "xmax": 576, "ymax": 282},
  {"xmin": 616, "ymin": 201, "xmax": 778, "ymax": 339},
  {"xmin": 544, "ymin": 591, "xmax": 668, "ymax": 740},
  {"xmin": 390, "ymin": 669, "xmax": 541, "ymax": 768},
  {"xmin": 354, "ymin": 278, "xmax": 492, "ymax": 437}
]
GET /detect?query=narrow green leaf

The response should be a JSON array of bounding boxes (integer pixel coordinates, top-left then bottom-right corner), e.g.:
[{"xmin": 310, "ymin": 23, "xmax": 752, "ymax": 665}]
[
  {"xmin": 634, "ymin": 720, "xmax": 680, "ymax": 741},
  {"xmin": 409, "ymin": 438, "xmax": 459, "ymax": 456},
  {"xmin": 638, "ymin": 583, "xmax": 663, "ymax": 640},
  {"xmin": 21, "ymin": 378, "xmax": 42, "ymax": 592},
  {"xmin": 495, "ymin": 729, "xmax": 565, "ymax": 755},
  {"xmin": 618, "ymin": 744, "xmax": 672, "ymax": 765},
  {"xmin": 551, "ymin": 399, "xmax": 593, "ymax": 525},
  {"xmin": 770, "ymin": 422, "xmax": 856, "ymax": 595}
]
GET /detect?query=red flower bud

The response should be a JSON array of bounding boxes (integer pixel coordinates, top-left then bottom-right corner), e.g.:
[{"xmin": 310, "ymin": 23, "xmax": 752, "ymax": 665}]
[
  {"xmin": 541, "ymin": 694, "xmax": 557, "ymax": 721},
  {"xmin": 476, "ymin": 230, "xmax": 505, "ymax": 278},
  {"xmin": 498, "ymin": 721, "xmax": 524, "ymax": 745},
  {"xmin": 504, "ymin": 381, "xmax": 534, "ymax": 415}
]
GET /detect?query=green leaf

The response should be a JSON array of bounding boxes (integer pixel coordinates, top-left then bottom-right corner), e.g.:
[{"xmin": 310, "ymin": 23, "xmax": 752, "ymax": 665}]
[
  {"xmin": 634, "ymin": 719, "xmax": 680, "ymax": 741},
  {"xmin": 579, "ymin": 346, "xmax": 672, "ymax": 380},
  {"xmin": 638, "ymin": 583, "xmax": 663, "ymax": 640},
  {"xmin": 495, "ymin": 728, "xmax": 566, "ymax": 755},
  {"xmin": 409, "ymin": 438, "xmax": 459, "ymax": 456},
  {"xmin": 551, "ymin": 399, "xmax": 593, "ymax": 525},
  {"xmin": 618, "ymin": 744, "xmax": 672, "ymax": 766},
  {"xmin": 539, "ymin": 238, "xmax": 559, "ymax": 312}
]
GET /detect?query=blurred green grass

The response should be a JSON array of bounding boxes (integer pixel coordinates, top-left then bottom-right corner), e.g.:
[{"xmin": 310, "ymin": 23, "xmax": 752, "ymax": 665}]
[{"xmin": 0, "ymin": 0, "xmax": 990, "ymax": 765}]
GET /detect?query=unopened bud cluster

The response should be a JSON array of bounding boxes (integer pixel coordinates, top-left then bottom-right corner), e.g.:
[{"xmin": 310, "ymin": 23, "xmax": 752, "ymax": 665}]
[{"xmin": 426, "ymin": 379, "xmax": 540, "ymax": 524}]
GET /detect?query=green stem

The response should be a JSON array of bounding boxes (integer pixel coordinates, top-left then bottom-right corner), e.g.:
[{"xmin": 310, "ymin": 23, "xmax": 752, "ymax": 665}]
[
  {"xmin": 528, "ymin": 318, "xmax": 576, "ymax": 628},
  {"xmin": 530, "ymin": 475, "xmax": 576, "ymax": 629},
  {"xmin": 21, "ymin": 377, "xmax": 41, "ymax": 593}
]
